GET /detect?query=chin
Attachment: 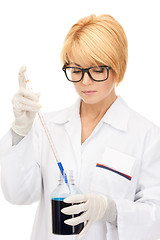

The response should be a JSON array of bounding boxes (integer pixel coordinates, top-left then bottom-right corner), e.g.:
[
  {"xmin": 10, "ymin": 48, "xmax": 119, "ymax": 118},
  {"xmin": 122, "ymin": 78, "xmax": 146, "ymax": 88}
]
[{"xmin": 81, "ymin": 96, "xmax": 103, "ymax": 105}]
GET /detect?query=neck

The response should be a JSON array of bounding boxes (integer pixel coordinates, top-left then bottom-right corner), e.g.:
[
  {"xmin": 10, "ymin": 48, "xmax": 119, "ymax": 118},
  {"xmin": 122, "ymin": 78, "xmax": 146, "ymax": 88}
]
[{"xmin": 80, "ymin": 92, "xmax": 117, "ymax": 121}]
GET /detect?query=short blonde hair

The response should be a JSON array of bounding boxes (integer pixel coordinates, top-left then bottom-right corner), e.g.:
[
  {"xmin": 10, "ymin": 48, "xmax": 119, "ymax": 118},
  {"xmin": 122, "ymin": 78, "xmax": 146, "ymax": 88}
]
[{"xmin": 61, "ymin": 14, "xmax": 128, "ymax": 85}]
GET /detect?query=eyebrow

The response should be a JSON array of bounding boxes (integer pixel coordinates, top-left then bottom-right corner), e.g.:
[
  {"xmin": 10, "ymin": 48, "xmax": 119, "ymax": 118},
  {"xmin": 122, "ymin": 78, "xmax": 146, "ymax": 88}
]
[{"xmin": 70, "ymin": 62, "xmax": 82, "ymax": 67}]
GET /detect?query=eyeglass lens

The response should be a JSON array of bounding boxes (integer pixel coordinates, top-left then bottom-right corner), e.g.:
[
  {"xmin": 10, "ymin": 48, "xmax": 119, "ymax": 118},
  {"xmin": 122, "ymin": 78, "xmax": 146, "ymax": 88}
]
[{"xmin": 65, "ymin": 66, "xmax": 109, "ymax": 82}]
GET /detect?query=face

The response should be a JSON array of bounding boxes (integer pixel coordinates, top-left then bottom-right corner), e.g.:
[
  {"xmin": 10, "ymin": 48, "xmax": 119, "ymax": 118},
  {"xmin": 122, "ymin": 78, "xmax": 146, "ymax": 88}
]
[{"xmin": 70, "ymin": 60, "xmax": 116, "ymax": 106}]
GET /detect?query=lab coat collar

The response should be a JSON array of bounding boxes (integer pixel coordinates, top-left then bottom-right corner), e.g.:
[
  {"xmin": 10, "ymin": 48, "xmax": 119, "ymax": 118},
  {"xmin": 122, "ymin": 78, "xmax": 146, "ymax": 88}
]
[
  {"xmin": 102, "ymin": 96, "xmax": 130, "ymax": 131},
  {"xmin": 49, "ymin": 96, "xmax": 130, "ymax": 131}
]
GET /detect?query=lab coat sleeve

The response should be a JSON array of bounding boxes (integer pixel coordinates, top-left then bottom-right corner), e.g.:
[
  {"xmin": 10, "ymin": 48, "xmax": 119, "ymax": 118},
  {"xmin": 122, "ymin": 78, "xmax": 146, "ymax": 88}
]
[
  {"xmin": 114, "ymin": 132, "xmax": 160, "ymax": 240},
  {"xmin": 0, "ymin": 119, "xmax": 42, "ymax": 205}
]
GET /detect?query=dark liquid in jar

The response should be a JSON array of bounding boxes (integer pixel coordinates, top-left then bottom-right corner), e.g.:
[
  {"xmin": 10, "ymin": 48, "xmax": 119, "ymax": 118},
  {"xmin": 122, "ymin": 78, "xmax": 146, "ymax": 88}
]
[{"xmin": 51, "ymin": 198, "xmax": 84, "ymax": 235}]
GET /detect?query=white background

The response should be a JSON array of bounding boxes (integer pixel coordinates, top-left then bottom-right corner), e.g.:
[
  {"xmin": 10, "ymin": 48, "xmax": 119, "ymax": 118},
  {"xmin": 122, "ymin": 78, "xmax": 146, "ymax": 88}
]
[{"xmin": 0, "ymin": 0, "xmax": 160, "ymax": 239}]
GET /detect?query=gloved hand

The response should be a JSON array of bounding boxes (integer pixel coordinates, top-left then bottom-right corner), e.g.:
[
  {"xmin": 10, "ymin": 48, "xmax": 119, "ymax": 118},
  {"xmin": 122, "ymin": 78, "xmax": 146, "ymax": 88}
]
[
  {"xmin": 61, "ymin": 193, "xmax": 115, "ymax": 239},
  {"xmin": 11, "ymin": 66, "xmax": 41, "ymax": 136}
]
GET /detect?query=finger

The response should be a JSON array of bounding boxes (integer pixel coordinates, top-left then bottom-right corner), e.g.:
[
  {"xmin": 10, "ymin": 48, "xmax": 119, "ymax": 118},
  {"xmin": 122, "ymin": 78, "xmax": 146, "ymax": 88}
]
[
  {"xmin": 14, "ymin": 102, "xmax": 41, "ymax": 112},
  {"xmin": 13, "ymin": 98, "xmax": 42, "ymax": 112},
  {"xmin": 19, "ymin": 88, "xmax": 40, "ymax": 102},
  {"xmin": 13, "ymin": 102, "xmax": 41, "ymax": 112},
  {"xmin": 64, "ymin": 194, "xmax": 88, "ymax": 204},
  {"xmin": 64, "ymin": 212, "xmax": 87, "ymax": 226},
  {"xmin": 18, "ymin": 66, "xmax": 27, "ymax": 88},
  {"xmin": 13, "ymin": 93, "xmax": 41, "ymax": 108},
  {"xmin": 78, "ymin": 221, "xmax": 93, "ymax": 239},
  {"xmin": 35, "ymin": 92, "xmax": 40, "ymax": 98},
  {"xmin": 19, "ymin": 65, "xmax": 26, "ymax": 73},
  {"xmin": 61, "ymin": 202, "xmax": 88, "ymax": 215}
]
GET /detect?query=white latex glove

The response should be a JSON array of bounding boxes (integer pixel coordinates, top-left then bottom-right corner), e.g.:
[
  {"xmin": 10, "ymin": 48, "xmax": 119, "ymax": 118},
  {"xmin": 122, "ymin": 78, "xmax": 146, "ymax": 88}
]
[
  {"xmin": 61, "ymin": 193, "xmax": 108, "ymax": 239},
  {"xmin": 11, "ymin": 66, "xmax": 41, "ymax": 136}
]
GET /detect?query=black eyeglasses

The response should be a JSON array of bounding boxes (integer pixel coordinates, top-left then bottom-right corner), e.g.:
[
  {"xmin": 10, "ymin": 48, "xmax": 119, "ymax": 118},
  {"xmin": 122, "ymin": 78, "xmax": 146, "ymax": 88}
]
[{"xmin": 62, "ymin": 65, "xmax": 111, "ymax": 82}]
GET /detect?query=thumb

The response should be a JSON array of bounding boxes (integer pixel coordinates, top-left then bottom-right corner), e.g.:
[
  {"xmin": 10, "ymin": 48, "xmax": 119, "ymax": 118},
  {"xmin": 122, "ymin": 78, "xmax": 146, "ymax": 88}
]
[
  {"xmin": 18, "ymin": 65, "xmax": 27, "ymax": 89},
  {"xmin": 35, "ymin": 92, "xmax": 40, "ymax": 98},
  {"xmin": 78, "ymin": 221, "xmax": 92, "ymax": 239}
]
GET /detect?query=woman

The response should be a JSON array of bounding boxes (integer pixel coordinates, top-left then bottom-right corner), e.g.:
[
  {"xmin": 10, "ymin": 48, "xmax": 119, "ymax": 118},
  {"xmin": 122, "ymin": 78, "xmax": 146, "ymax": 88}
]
[{"xmin": 1, "ymin": 14, "xmax": 160, "ymax": 240}]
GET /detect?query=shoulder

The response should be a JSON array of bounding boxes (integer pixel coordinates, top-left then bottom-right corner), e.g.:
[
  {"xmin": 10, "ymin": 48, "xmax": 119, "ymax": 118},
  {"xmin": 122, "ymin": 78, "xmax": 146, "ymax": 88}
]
[
  {"xmin": 127, "ymin": 101, "xmax": 160, "ymax": 144},
  {"xmin": 106, "ymin": 96, "xmax": 160, "ymax": 138},
  {"xmin": 41, "ymin": 98, "xmax": 81, "ymax": 125}
]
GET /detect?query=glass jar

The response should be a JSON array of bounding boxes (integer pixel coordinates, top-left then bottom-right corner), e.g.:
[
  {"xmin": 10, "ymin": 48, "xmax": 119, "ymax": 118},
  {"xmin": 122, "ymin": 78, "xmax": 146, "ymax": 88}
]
[{"xmin": 51, "ymin": 171, "xmax": 84, "ymax": 235}]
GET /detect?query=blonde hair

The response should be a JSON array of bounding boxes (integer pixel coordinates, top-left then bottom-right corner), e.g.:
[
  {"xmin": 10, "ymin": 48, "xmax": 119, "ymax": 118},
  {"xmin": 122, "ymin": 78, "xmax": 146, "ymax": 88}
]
[{"xmin": 61, "ymin": 14, "xmax": 128, "ymax": 85}]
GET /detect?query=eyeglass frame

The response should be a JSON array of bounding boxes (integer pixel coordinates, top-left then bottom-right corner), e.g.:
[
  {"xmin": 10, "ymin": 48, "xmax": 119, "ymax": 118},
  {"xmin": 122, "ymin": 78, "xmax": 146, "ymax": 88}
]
[{"xmin": 62, "ymin": 64, "xmax": 111, "ymax": 82}]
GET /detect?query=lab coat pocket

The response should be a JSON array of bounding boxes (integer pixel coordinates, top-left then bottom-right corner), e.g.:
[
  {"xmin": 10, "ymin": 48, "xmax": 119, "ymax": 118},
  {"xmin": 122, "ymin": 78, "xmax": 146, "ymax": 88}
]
[{"xmin": 90, "ymin": 147, "xmax": 136, "ymax": 198}]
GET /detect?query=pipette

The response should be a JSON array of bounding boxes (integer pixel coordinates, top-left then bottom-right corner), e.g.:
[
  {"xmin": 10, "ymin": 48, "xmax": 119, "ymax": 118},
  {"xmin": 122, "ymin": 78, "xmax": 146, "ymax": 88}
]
[{"xmin": 24, "ymin": 72, "xmax": 71, "ymax": 194}]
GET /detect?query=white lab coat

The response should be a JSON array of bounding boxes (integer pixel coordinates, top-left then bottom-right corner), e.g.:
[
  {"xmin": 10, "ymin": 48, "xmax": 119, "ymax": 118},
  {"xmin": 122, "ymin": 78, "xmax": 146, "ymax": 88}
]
[{"xmin": 1, "ymin": 96, "xmax": 160, "ymax": 240}]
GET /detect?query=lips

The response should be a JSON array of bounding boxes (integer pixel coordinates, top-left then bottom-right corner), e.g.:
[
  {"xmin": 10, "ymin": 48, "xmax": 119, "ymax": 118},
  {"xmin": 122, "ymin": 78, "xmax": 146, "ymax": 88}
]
[{"xmin": 82, "ymin": 90, "xmax": 97, "ymax": 96}]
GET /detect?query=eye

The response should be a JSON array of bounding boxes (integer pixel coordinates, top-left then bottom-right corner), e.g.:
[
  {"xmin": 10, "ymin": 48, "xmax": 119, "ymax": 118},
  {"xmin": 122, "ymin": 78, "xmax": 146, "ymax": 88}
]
[
  {"xmin": 71, "ymin": 68, "xmax": 82, "ymax": 74},
  {"xmin": 93, "ymin": 67, "xmax": 105, "ymax": 73}
]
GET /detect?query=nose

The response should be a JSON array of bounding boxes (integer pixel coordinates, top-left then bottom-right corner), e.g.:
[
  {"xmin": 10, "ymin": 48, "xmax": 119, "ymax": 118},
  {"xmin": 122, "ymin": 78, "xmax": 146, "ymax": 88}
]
[{"xmin": 81, "ymin": 72, "xmax": 93, "ymax": 85}]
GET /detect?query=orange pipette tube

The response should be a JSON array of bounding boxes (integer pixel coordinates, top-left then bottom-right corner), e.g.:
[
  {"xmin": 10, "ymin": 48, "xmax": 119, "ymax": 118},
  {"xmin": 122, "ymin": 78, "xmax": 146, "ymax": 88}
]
[{"xmin": 24, "ymin": 72, "xmax": 71, "ymax": 193}]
